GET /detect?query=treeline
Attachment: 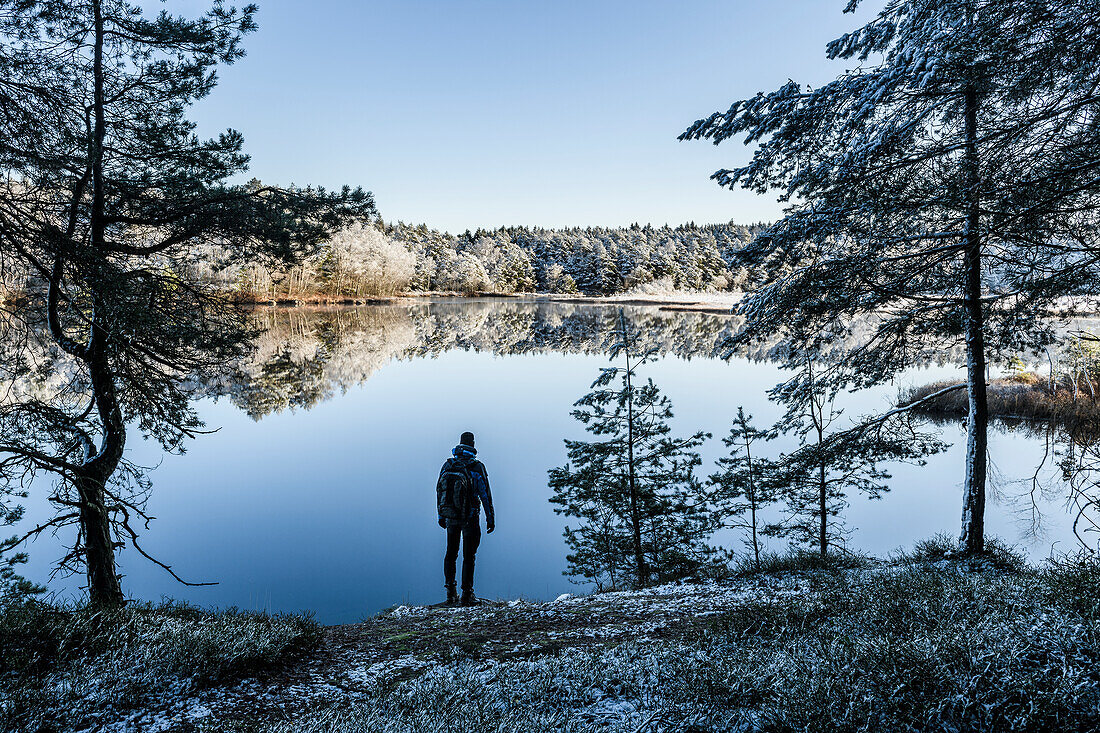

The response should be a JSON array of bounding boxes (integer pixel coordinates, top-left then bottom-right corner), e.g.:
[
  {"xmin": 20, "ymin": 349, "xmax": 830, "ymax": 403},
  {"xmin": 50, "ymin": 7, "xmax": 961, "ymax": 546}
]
[{"xmin": 218, "ymin": 220, "xmax": 767, "ymax": 300}]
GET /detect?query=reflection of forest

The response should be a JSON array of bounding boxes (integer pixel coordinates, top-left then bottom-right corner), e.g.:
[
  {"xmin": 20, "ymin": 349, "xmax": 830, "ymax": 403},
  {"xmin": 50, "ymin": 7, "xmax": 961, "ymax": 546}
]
[
  {"xmin": 212, "ymin": 301, "xmax": 1100, "ymax": 421},
  {"xmin": 203, "ymin": 301, "xmax": 1100, "ymax": 552},
  {"xmin": 218, "ymin": 301, "xmax": 745, "ymax": 419}
]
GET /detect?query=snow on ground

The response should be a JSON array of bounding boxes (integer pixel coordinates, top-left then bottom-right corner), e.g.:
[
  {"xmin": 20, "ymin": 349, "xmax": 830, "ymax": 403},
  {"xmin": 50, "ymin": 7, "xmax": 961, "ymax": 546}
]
[
  {"xmin": 549, "ymin": 290, "xmax": 742, "ymax": 312},
  {"xmin": 91, "ymin": 575, "xmax": 809, "ymax": 731}
]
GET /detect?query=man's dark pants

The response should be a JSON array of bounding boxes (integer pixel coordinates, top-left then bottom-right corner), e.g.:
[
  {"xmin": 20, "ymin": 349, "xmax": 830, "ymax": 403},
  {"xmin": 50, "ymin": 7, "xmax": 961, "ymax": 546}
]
[{"xmin": 444, "ymin": 520, "xmax": 482, "ymax": 591}]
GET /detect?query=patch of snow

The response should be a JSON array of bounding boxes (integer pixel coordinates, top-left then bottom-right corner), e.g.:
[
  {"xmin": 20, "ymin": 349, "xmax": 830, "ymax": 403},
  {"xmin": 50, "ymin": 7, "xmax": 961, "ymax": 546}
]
[{"xmin": 343, "ymin": 656, "xmax": 434, "ymax": 687}]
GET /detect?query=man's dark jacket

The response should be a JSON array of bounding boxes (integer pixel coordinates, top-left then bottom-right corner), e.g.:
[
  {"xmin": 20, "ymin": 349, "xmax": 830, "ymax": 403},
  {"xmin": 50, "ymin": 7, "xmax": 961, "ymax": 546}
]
[{"xmin": 438, "ymin": 444, "xmax": 494, "ymax": 528}]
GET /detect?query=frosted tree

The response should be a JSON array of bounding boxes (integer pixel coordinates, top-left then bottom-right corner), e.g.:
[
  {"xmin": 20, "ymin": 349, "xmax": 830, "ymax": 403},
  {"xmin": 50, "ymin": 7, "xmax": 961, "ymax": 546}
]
[
  {"xmin": 682, "ymin": 0, "xmax": 1100, "ymax": 555},
  {"xmin": 0, "ymin": 0, "xmax": 372, "ymax": 603},
  {"xmin": 198, "ymin": 218, "xmax": 769, "ymax": 299},
  {"xmin": 541, "ymin": 263, "xmax": 578, "ymax": 294},
  {"xmin": 549, "ymin": 312, "xmax": 712, "ymax": 588},
  {"xmin": 374, "ymin": 220, "xmax": 763, "ymax": 297},
  {"xmin": 707, "ymin": 407, "xmax": 778, "ymax": 568},
  {"xmin": 436, "ymin": 252, "xmax": 490, "ymax": 294},
  {"xmin": 467, "ymin": 233, "xmax": 535, "ymax": 292},
  {"xmin": 322, "ymin": 223, "xmax": 415, "ymax": 296}
]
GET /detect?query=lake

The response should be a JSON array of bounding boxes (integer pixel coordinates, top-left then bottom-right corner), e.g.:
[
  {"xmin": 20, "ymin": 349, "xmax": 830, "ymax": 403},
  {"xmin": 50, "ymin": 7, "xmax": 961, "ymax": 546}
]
[{"xmin": 17, "ymin": 299, "xmax": 1093, "ymax": 623}]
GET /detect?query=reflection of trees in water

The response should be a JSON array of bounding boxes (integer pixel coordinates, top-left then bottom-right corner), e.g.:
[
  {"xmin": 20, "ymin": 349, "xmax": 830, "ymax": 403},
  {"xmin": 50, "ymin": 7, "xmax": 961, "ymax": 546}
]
[
  {"xmin": 407, "ymin": 300, "xmax": 745, "ymax": 358},
  {"xmin": 218, "ymin": 302, "xmax": 746, "ymax": 419},
  {"xmin": 945, "ymin": 417, "xmax": 1100, "ymax": 554},
  {"xmin": 220, "ymin": 301, "xmax": 1004, "ymax": 421},
  {"xmin": 224, "ymin": 307, "xmax": 418, "ymax": 419},
  {"xmin": 214, "ymin": 302, "xmax": 1100, "ymax": 553},
  {"xmin": 1032, "ymin": 421, "xmax": 1100, "ymax": 552}
]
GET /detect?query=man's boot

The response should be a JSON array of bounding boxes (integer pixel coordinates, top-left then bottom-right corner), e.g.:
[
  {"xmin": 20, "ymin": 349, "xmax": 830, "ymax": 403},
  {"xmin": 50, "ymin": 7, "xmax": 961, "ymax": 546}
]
[
  {"xmin": 446, "ymin": 585, "xmax": 459, "ymax": 605},
  {"xmin": 460, "ymin": 589, "xmax": 476, "ymax": 606}
]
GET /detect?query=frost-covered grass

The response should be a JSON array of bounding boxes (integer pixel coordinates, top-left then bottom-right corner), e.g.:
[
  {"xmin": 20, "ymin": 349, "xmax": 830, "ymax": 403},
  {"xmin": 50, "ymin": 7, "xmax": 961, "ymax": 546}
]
[
  {"xmin": 733, "ymin": 547, "xmax": 873, "ymax": 576},
  {"xmin": 0, "ymin": 595, "xmax": 318, "ymax": 732},
  {"xmin": 8, "ymin": 546, "xmax": 1100, "ymax": 732},
  {"xmin": 263, "ymin": 556, "xmax": 1100, "ymax": 733},
  {"xmin": 890, "ymin": 531, "xmax": 1030, "ymax": 571}
]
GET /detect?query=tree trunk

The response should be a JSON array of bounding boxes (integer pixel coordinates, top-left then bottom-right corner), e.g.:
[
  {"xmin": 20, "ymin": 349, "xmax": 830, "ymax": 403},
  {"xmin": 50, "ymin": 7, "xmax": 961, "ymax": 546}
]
[
  {"xmin": 79, "ymin": 0, "xmax": 124, "ymax": 605},
  {"xmin": 808, "ymin": 360, "xmax": 828, "ymax": 558},
  {"xmin": 626, "ymin": 360, "xmax": 647, "ymax": 587},
  {"xmin": 79, "ymin": 334, "xmax": 126, "ymax": 605},
  {"xmin": 959, "ymin": 79, "xmax": 988, "ymax": 556},
  {"xmin": 75, "ymin": 467, "xmax": 122, "ymax": 604},
  {"xmin": 745, "ymin": 434, "xmax": 760, "ymax": 568},
  {"xmin": 621, "ymin": 312, "xmax": 647, "ymax": 586},
  {"xmin": 818, "ymin": 464, "xmax": 827, "ymax": 557}
]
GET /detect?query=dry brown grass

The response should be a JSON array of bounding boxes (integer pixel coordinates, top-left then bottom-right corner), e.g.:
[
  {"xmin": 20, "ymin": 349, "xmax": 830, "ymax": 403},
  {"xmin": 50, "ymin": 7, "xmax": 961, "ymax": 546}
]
[
  {"xmin": 0, "ymin": 287, "xmax": 27, "ymax": 307},
  {"xmin": 903, "ymin": 372, "xmax": 1100, "ymax": 427}
]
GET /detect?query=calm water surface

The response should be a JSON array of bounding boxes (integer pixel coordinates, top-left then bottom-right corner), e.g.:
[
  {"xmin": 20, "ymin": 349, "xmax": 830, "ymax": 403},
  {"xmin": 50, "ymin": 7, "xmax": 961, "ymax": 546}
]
[{"xmin": 18, "ymin": 300, "xmax": 1089, "ymax": 622}]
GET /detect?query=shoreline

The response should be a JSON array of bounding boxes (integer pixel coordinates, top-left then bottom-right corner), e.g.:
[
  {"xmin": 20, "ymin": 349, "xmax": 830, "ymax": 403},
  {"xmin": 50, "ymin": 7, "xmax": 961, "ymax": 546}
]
[
  {"xmin": 903, "ymin": 373, "xmax": 1100, "ymax": 429},
  {"xmin": 233, "ymin": 290, "xmax": 743, "ymax": 314},
  {"xmin": 234, "ymin": 292, "xmax": 1100, "ymax": 319},
  {"xmin": 14, "ymin": 542, "xmax": 1098, "ymax": 732}
]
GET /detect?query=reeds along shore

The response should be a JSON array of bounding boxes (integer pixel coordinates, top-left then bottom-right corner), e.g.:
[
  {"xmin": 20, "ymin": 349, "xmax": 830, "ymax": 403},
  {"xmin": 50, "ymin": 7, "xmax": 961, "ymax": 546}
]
[{"xmin": 903, "ymin": 370, "xmax": 1100, "ymax": 427}]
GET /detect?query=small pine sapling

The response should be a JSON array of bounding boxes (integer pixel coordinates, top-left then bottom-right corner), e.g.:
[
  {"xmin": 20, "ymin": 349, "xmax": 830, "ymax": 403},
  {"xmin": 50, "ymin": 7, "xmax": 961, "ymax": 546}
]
[
  {"xmin": 549, "ymin": 310, "xmax": 712, "ymax": 589},
  {"xmin": 708, "ymin": 407, "xmax": 778, "ymax": 570}
]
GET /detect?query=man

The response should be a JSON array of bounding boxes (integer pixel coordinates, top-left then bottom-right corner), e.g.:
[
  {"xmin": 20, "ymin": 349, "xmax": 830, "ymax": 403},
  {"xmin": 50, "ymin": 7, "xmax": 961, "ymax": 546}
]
[{"xmin": 437, "ymin": 431, "xmax": 495, "ymax": 605}]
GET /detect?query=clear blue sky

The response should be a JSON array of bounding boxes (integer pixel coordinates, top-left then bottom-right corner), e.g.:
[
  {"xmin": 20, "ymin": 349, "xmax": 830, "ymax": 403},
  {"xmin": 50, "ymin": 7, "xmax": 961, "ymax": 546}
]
[{"xmin": 184, "ymin": 0, "xmax": 878, "ymax": 232}]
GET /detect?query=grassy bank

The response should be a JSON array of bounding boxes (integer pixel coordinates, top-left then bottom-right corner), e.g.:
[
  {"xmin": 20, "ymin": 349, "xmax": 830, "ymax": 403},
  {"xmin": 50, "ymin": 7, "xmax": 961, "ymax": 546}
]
[
  {"xmin": 903, "ymin": 372, "xmax": 1100, "ymax": 428},
  {"xmin": 266, "ymin": 544, "xmax": 1100, "ymax": 733},
  {"xmin": 0, "ymin": 596, "xmax": 318, "ymax": 732},
  {"xmin": 6, "ymin": 541, "xmax": 1100, "ymax": 732}
]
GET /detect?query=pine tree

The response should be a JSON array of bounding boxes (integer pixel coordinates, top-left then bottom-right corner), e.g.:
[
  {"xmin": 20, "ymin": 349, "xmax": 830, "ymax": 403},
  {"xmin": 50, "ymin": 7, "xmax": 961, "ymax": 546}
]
[
  {"xmin": 549, "ymin": 311, "xmax": 712, "ymax": 589},
  {"xmin": 682, "ymin": 0, "xmax": 1100, "ymax": 555},
  {"xmin": 0, "ymin": 1, "xmax": 372, "ymax": 603},
  {"xmin": 707, "ymin": 407, "xmax": 778, "ymax": 568}
]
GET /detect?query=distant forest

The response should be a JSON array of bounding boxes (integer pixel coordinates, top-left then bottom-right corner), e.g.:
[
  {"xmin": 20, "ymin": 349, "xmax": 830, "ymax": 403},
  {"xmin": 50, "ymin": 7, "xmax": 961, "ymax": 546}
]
[{"xmin": 214, "ymin": 219, "xmax": 767, "ymax": 300}]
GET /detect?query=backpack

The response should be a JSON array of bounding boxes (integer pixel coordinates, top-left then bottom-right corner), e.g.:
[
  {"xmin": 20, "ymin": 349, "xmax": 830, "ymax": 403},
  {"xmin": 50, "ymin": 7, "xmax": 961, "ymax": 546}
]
[{"xmin": 437, "ymin": 461, "xmax": 475, "ymax": 521}]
